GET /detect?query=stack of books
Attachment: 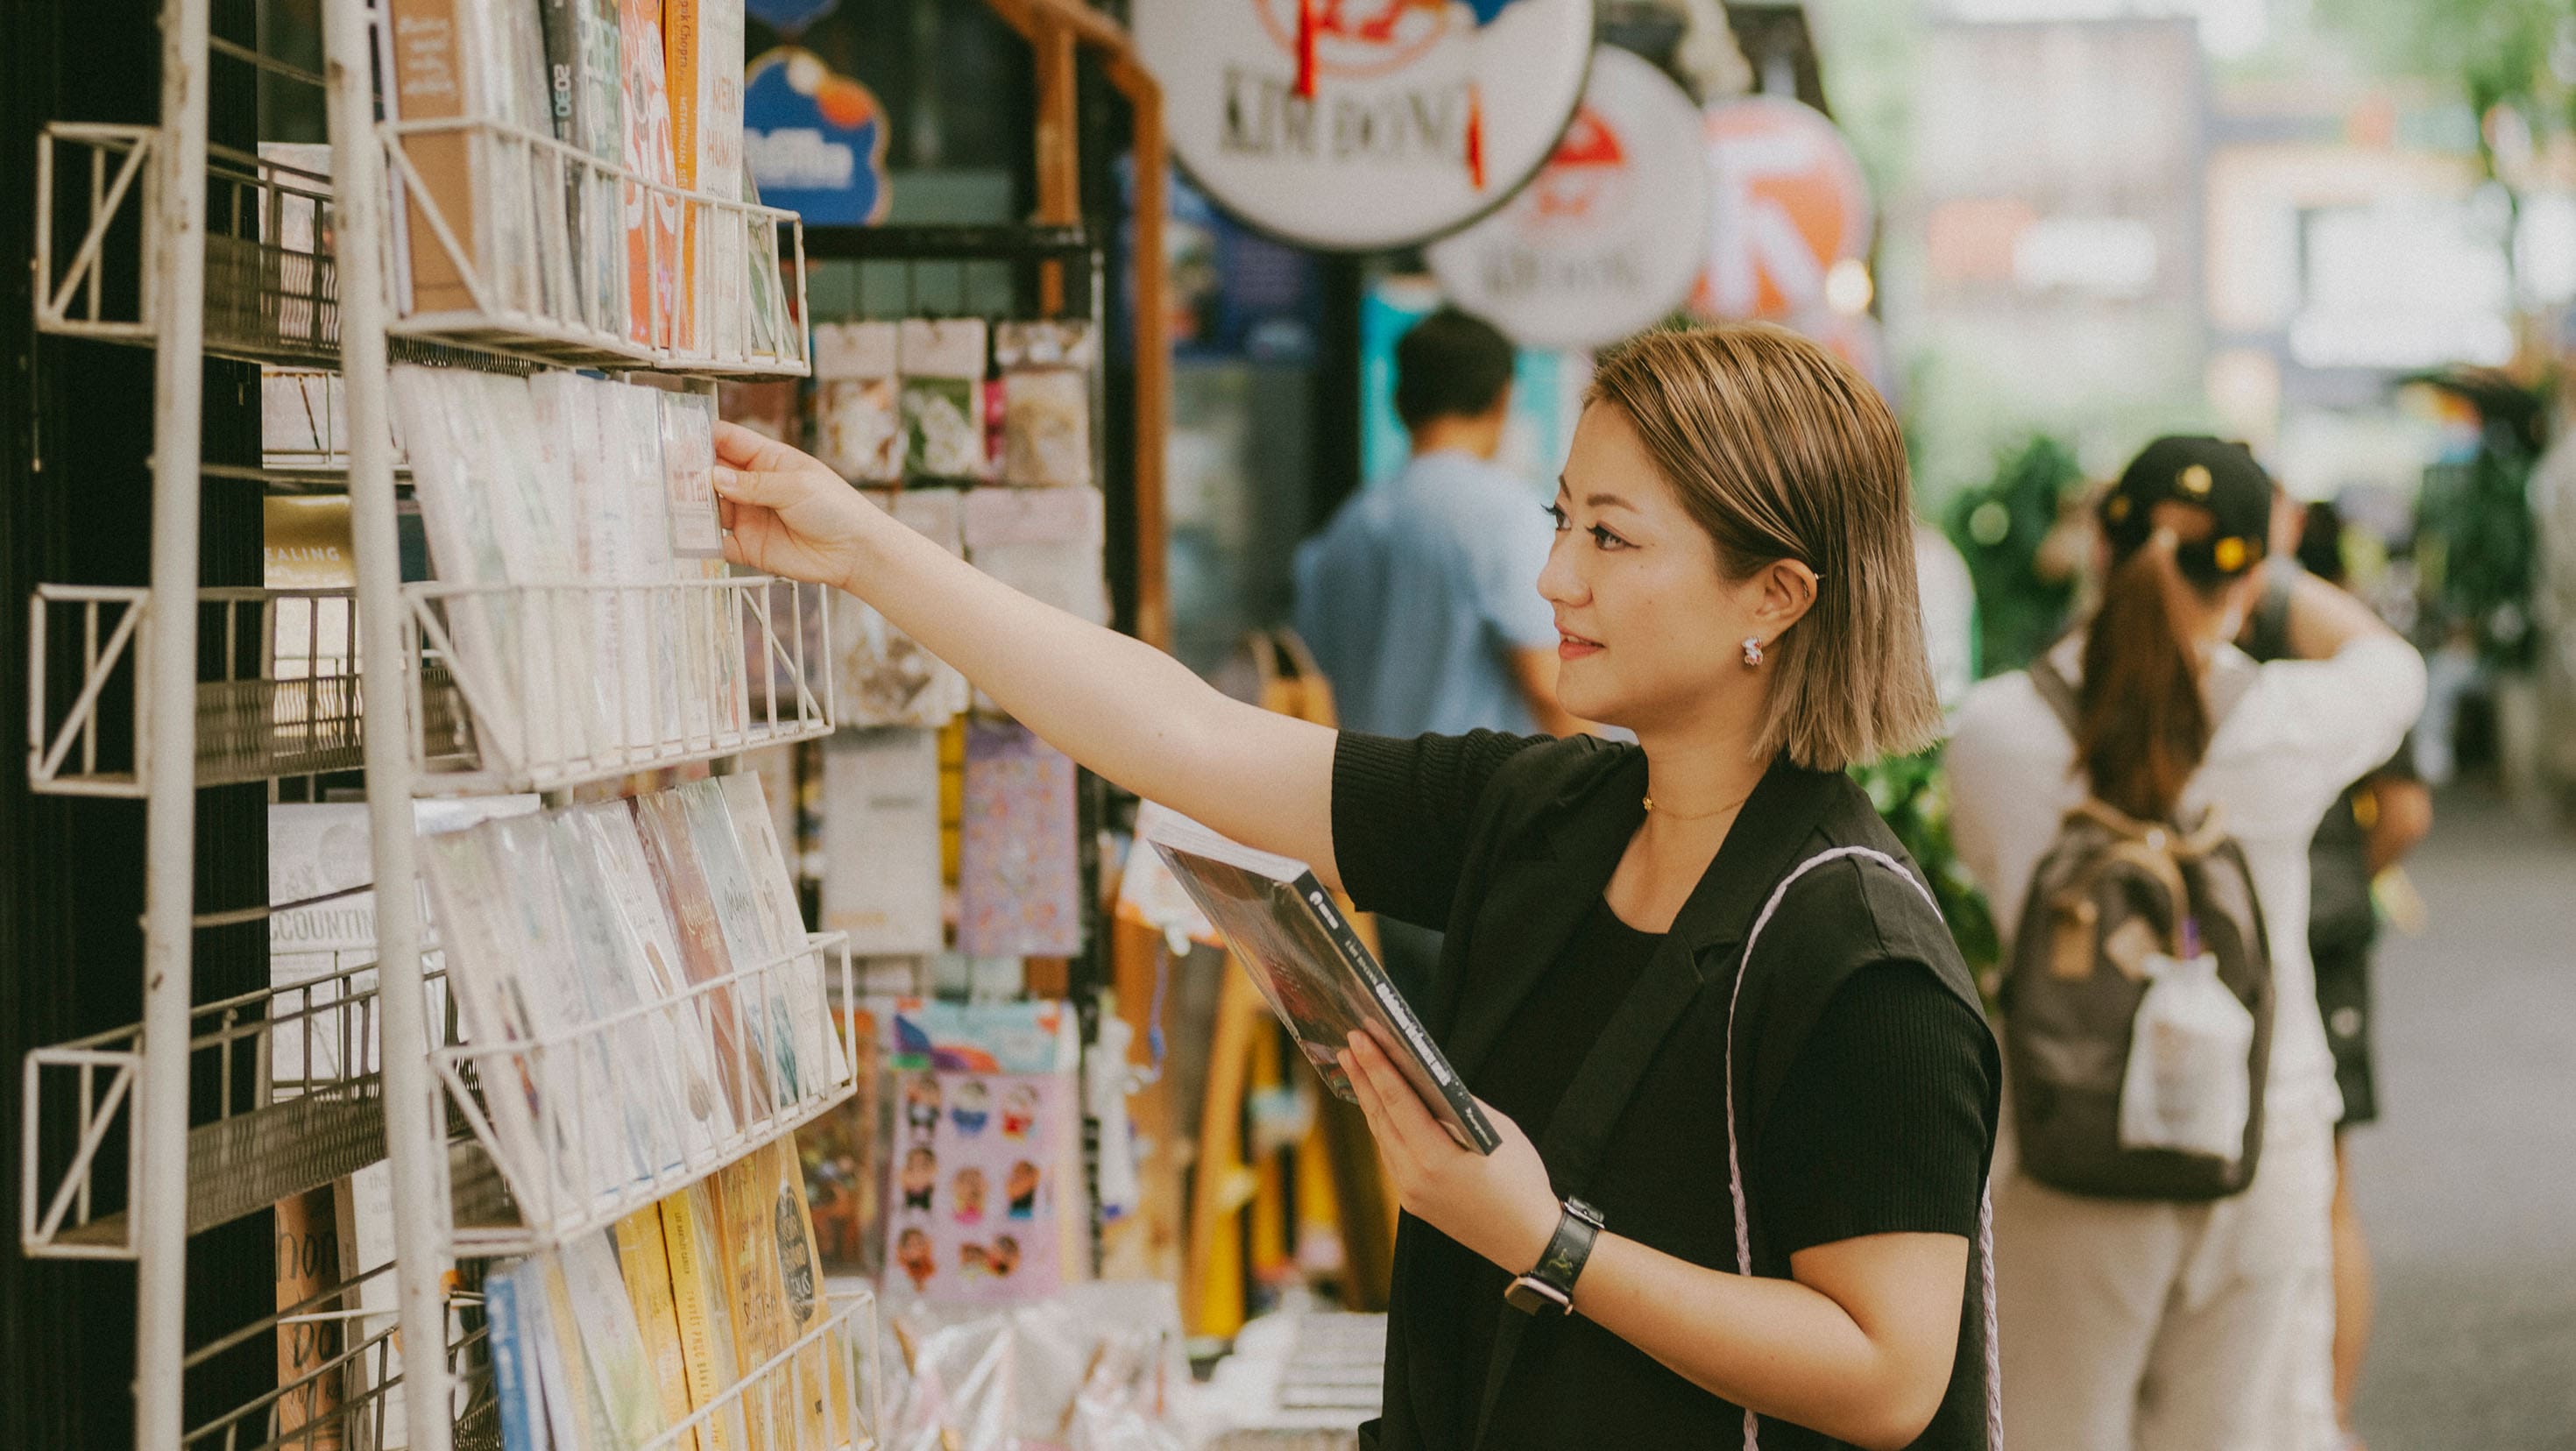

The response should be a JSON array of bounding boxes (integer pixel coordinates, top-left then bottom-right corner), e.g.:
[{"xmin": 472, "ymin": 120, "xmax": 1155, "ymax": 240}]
[
  {"xmin": 380, "ymin": 0, "xmax": 789, "ymax": 359},
  {"xmin": 483, "ymin": 1141, "xmax": 875, "ymax": 1451}
]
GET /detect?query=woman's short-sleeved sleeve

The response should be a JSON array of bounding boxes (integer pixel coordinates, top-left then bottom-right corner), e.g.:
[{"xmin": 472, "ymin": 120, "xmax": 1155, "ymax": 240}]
[
  {"xmin": 1331, "ymin": 730, "xmax": 1552, "ymax": 932},
  {"xmin": 1757, "ymin": 960, "xmax": 1998, "ymax": 1256}
]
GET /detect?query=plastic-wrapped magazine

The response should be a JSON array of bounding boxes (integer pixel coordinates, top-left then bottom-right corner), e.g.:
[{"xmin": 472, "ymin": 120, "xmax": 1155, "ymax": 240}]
[
  {"xmin": 718, "ymin": 773, "xmax": 846, "ymax": 1082},
  {"xmin": 391, "ymin": 365, "xmax": 530, "ymax": 768},
  {"xmin": 527, "ymin": 372, "xmax": 628, "ymax": 754},
  {"xmin": 600, "ymin": 380, "xmax": 683, "ymax": 746},
  {"xmin": 633, "ymin": 790, "xmax": 773, "ymax": 1123},
  {"xmin": 544, "ymin": 812, "xmax": 695, "ymax": 1175},
  {"xmin": 571, "ymin": 802, "xmax": 737, "ymax": 1153},
  {"xmin": 484, "ymin": 815, "xmax": 659, "ymax": 1199},
  {"xmin": 679, "ymin": 779, "xmax": 808, "ymax": 1103},
  {"xmin": 1144, "ymin": 813, "xmax": 1499, "ymax": 1155},
  {"xmin": 559, "ymin": 1231, "xmax": 670, "ymax": 1447},
  {"xmin": 416, "ymin": 825, "xmax": 563, "ymax": 1208}
]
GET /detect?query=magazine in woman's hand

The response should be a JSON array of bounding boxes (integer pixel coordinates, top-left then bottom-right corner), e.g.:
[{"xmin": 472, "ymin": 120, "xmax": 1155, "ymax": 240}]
[{"xmin": 1144, "ymin": 814, "xmax": 1500, "ymax": 1155}]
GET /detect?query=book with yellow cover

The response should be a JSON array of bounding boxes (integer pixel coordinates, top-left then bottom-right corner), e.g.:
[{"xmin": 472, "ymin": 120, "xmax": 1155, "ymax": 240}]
[
  {"xmin": 614, "ymin": 1207, "xmax": 699, "ymax": 1451},
  {"xmin": 754, "ymin": 1140, "xmax": 834, "ymax": 1449},
  {"xmin": 658, "ymin": 1183, "xmax": 749, "ymax": 1451},
  {"xmin": 712, "ymin": 1157, "xmax": 791, "ymax": 1450}
]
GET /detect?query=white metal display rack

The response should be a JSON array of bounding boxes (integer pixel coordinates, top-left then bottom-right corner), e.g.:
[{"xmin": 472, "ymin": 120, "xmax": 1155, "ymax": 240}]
[{"xmin": 18, "ymin": 0, "xmax": 880, "ymax": 1445}]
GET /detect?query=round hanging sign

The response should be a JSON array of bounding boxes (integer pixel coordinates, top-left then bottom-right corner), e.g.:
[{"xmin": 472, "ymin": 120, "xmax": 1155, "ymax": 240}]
[
  {"xmin": 743, "ymin": 48, "xmax": 891, "ymax": 228},
  {"xmin": 1132, "ymin": 0, "xmax": 1596, "ymax": 253},
  {"xmin": 1689, "ymin": 96, "xmax": 1872, "ymax": 322},
  {"xmin": 1425, "ymin": 46, "xmax": 1709, "ymax": 350}
]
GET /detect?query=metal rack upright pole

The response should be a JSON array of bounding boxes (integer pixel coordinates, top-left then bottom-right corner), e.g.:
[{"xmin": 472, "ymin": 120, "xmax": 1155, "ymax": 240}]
[
  {"xmin": 134, "ymin": 0, "xmax": 215, "ymax": 1437},
  {"xmin": 321, "ymin": 1, "xmax": 457, "ymax": 1446}
]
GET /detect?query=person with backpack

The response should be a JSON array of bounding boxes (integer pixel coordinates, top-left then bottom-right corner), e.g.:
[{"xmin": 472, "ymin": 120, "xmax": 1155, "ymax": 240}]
[
  {"xmin": 711, "ymin": 322, "xmax": 2004, "ymax": 1449},
  {"xmin": 1945, "ymin": 437, "xmax": 2426, "ymax": 1451}
]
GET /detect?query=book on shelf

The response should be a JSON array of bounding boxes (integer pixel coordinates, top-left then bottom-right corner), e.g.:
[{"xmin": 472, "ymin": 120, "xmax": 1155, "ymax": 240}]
[
  {"xmin": 561, "ymin": 1229, "xmax": 670, "ymax": 1447},
  {"xmin": 396, "ymin": 366, "xmax": 599, "ymax": 770},
  {"xmin": 532, "ymin": 1251, "xmax": 619, "ymax": 1451},
  {"xmin": 381, "ymin": 0, "xmax": 559, "ymax": 318},
  {"xmin": 819, "ymin": 727, "xmax": 945, "ymax": 957},
  {"xmin": 1143, "ymin": 812, "xmax": 1501, "ymax": 1155},
  {"xmin": 718, "ymin": 773, "xmax": 846, "ymax": 1083},
  {"xmin": 754, "ymin": 1139, "xmax": 837, "ymax": 1447},
  {"xmin": 681, "ymin": 778, "xmax": 809, "ymax": 1105},
  {"xmin": 576, "ymin": 801, "xmax": 740, "ymax": 1153},
  {"xmin": 598, "ymin": 378, "xmax": 685, "ymax": 747},
  {"xmin": 483, "ymin": 1259, "xmax": 544, "ymax": 1451},
  {"xmin": 613, "ymin": 1206, "xmax": 702, "ymax": 1451},
  {"xmin": 529, "ymin": 373, "xmax": 638, "ymax": 754},
  {"xmin": 487, "ymin": 813, "xmax": 662, "ymax": 1197},
  {"xmin": 273, "ymin": 1185, "xmax": 348, "ymax": 1451},
  {"xmin": 620, "ymin": 0, "xmax": 683, "ymax": 348},
  {"xmin": 664, "ymin": 0, "xmax": 745, "ymax": 356},
  {"xmin": 536, "ymin": 0, "xmax": 628, "ymax": 336},
  {"xmin": 634, "ymin": 789, "xmax": 775, "ymax": 1125},
  {"xmin": 659, "ymin": 1181, "xmax": 752, "ymax": 1451},
  {"xmin": 548, "ymin": 810, "xmax": 704, "ymax": 1177},
  {"xmin": 709, "ymin": 1152, "xmax": 795, "ymax": 1451},
  {"xmin": 956, "ymin": 721, "xmax": 1082, "ymax": 959},
  {"xmin": 417, "ymin": 823, "xmax": 561, "ymax": 1207}
]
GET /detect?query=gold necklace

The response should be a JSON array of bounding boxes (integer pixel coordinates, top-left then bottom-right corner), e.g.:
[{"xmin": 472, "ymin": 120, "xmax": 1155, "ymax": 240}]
[{"xmin": 1642, "ymin": 789, "xmax": 1754, "ymax": 822}]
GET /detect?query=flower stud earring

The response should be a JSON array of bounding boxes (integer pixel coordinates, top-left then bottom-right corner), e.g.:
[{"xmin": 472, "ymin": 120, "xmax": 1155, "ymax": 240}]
[{"xmin": 1742, "ymin": 636, "xmax": 1765, "ymax": 668}]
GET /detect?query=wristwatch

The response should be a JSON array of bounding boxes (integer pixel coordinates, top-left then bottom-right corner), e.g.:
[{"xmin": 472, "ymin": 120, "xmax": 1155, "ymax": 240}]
[{"xmin": 1504, "ymin": 1198, "xmax": 1604, "ymax": 1316}]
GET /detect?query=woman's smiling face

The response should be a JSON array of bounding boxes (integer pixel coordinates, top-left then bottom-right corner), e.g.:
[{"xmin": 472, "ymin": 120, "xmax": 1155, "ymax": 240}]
[{"xmin": 1539, "ymin": 402, "xmax": 1769, "ymax": 733}]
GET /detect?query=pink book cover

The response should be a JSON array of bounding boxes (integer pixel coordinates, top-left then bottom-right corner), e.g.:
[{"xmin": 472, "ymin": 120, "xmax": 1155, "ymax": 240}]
[
  {"xmin": 955, "ymin": 722, "xmax": 1080, "ymax": 958},
  {"xmin": 619, "ymin": 0, "xmax": 682, "ymax": 348}
]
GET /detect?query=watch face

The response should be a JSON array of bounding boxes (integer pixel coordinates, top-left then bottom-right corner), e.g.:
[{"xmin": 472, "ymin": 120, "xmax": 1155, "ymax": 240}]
[{"xmin": 1504, "ymin": 1275, "xmax": 1571, "ymax": 1316}]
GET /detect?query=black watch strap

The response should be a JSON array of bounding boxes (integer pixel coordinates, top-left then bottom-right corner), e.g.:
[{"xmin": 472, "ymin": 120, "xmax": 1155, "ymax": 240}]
[{"xmin": 1504, "ymin": 1198, "xmax": 1604, "ymax": 1316}]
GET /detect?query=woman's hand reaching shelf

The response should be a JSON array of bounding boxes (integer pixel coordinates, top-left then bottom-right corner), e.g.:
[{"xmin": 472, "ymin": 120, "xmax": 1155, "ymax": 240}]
[{"xmin": 710, "ymin": 421, "xmax": 1347, "ymax": 892}]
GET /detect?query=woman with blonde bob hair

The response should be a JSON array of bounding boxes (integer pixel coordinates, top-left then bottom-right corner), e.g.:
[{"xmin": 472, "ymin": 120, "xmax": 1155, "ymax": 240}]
[{"xmin": 715, "ymin": 322, "xmax": 2000, "ymax": 1450}]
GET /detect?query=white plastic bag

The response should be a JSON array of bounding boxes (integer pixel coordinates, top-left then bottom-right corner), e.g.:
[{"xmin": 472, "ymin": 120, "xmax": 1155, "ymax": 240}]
[{"xmin": 2118, "ymin": 949, "xmax": 2255, "ymax": 1161}]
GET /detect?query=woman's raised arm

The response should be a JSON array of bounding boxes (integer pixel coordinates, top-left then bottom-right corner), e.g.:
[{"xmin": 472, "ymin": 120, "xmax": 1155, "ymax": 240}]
[{"xmin": 711, "ymin": 422, "xmax": 1345, "ymax": 889}]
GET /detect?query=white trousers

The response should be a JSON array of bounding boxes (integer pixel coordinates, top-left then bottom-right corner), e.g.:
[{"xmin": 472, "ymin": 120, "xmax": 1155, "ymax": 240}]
[{"xmin": 1993, "ymin": 1111, "xmax": 2339, "ymax": 1451}]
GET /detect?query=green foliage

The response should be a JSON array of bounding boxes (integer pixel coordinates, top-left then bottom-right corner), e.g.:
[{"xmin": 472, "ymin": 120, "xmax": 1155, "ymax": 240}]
[
  {"xmin": 2315, "ymin": 0, "xmax": 2572, "ymax": 141},
  {"xmin": 1853, "ymin": 747, "xmax": 1999, "ymax": 995},
  {"xmin": 2421, "ymin": 430, "xmax": 2544, "ymax": 672},
  {"xmin": 1942, "ymin": 434, "xmax": 2084, "ymax": 678}
]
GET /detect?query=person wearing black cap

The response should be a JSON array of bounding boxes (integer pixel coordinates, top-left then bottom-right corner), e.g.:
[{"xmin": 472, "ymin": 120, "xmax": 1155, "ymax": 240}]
[{"xmin": 1945, "ymin": 437, "xmax": 2427, "ymax": 1451}]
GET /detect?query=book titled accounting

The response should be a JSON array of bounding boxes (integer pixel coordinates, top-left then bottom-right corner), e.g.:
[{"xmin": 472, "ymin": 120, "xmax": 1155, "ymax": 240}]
[{"xmin": 1146, "ymin": 814, "xmax": 1500, "ymax": 1156}]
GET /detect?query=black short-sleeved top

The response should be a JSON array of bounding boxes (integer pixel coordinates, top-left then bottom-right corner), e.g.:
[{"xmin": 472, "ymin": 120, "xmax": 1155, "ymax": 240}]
[{"xmin": 1333, "ymin": 731, "xmax": 2001, "ymax": 1451}]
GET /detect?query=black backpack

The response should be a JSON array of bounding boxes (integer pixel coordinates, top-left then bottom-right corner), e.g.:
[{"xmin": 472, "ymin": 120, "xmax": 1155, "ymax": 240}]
[{"xmin": 2003, "ymin": 655, "xmax": 2275, "ymax": 1200}]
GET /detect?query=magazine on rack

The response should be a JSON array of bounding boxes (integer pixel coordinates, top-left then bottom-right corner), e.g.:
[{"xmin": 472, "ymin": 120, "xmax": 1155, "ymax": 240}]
[{"xmin": 1143, "ymin": 815, "xmax": 1500, "ymax": 1155}]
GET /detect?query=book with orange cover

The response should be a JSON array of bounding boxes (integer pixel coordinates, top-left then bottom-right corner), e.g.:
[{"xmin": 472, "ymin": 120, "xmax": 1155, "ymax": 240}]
[
  {"xmin": 662, "ymin": 0, "xmax": 743, "ymax": 354},
  {"xmin": 619, "ymin": 0, "xmax": 683, "ymax": 348}
]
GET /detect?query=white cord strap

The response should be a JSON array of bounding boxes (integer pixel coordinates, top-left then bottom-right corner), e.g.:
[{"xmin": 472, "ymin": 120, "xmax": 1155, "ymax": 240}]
[{"xmin": 1722, "ymin": 846, "xmax": 2005, "ymax": 1451}]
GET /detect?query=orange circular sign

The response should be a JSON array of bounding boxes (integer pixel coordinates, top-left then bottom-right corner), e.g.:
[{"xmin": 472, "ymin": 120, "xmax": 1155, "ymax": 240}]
[{"xmin": 1690, "ymin": 96, "xmax": 1872, "ymax": 322}]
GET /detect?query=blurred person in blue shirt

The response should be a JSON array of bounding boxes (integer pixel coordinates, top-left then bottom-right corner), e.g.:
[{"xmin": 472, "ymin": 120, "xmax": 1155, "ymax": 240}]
[
  {"xmin": 1295, "ymin": 308, "xmax": 1579, "ymax": 998},
  {"xmin": 1295, "ymin": 308, "xmax": 1579, "ymax": 743}
]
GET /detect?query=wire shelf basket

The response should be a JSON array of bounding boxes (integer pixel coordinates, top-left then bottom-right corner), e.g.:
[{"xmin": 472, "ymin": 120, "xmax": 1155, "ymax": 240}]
[
  {"xmin": 438, "ymin": 932, "xmax": 856, "ymax": 1257},
  {"xmin": 18, "ymin": 953, "xmax": 452, "ymax": 1259}
]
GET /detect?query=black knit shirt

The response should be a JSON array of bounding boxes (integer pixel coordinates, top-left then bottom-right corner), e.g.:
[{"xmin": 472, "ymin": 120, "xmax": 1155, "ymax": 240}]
[{"xmin": 1334, "ymin": 731, "xmax": 1999, "ymax": 1451}]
